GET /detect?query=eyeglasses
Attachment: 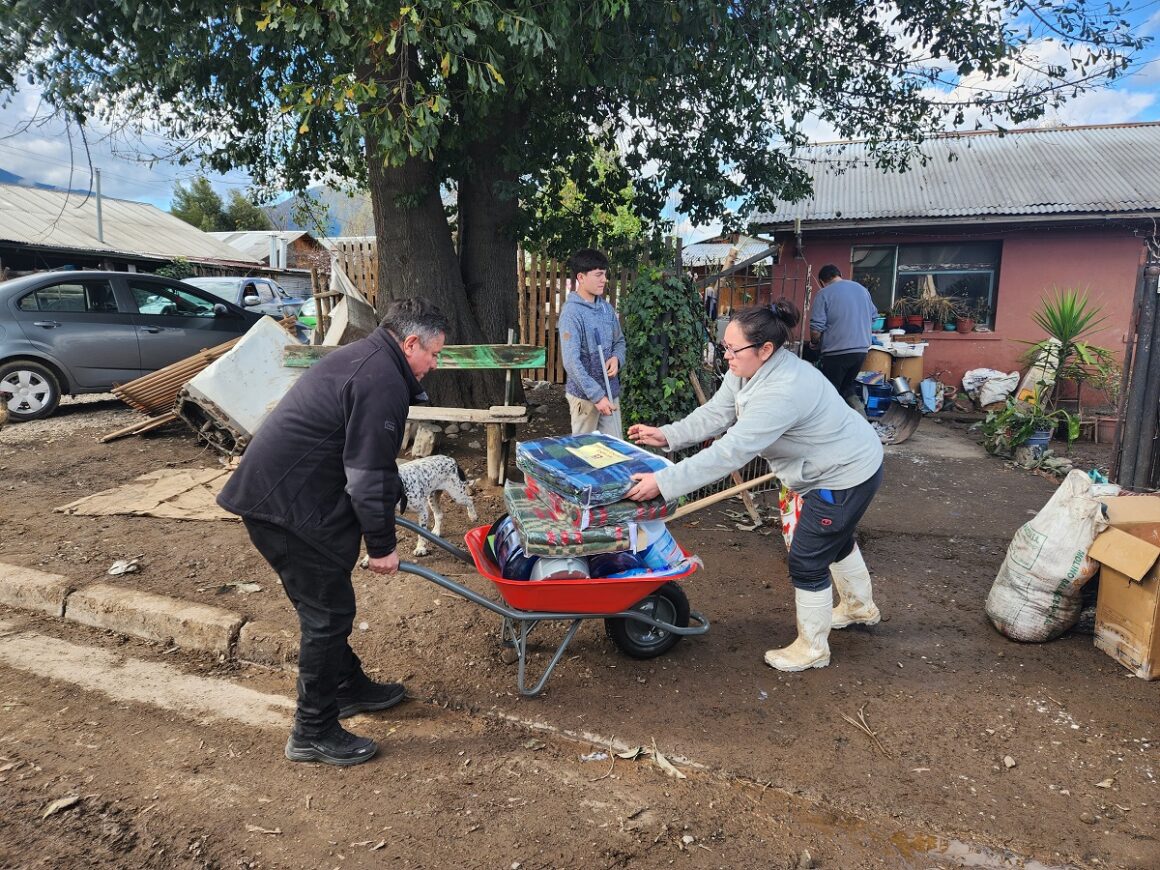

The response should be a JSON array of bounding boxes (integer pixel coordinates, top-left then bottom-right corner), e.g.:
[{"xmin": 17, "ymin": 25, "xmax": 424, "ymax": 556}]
[{"xmin": 722, "ymin": 342, "xmax": 760, "ymax": 357}]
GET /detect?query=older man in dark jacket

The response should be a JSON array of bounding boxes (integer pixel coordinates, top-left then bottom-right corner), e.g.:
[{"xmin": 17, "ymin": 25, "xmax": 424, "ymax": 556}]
[{"xmin": 218, "ymin": 298, "xmax": 447, "ymax": 766}]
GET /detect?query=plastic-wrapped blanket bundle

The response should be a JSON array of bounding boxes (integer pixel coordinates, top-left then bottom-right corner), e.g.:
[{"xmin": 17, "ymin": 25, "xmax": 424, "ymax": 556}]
[
  {"xmin": 518, "ymin": 474, "xmax": 676, "ymax": 530},
  {"xmin": 504, "ymin": 481, "xmax": 635, "ymax": 556},
  {"xmin": 515, "ymin": 432, "xmax": 672, "ymax": 507}
]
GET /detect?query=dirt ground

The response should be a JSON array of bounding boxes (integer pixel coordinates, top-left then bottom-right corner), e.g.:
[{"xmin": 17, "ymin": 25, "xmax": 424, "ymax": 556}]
[{"xmin": 0, "ymin": 386, "xmax": 1156, "ymax": 869}]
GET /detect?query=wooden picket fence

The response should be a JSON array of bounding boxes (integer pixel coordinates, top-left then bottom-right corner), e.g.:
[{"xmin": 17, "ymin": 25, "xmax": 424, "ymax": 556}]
[{"xmin": 331, "ymin": 238, "xmax": 379, "ymax": 309}]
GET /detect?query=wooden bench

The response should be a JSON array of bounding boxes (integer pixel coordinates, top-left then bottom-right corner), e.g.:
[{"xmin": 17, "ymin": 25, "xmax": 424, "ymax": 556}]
[{"xmin": 283, "ymin": 343, "xmax": 546, "ymax": 484}]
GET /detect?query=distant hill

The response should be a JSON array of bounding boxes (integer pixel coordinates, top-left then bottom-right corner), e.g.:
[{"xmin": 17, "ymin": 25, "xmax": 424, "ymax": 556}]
[
  {"xmin": 263, "ymin": 186, "xmax": 374, "ymax": 237},
  {"xmin": 0, "ymin": 167, "xmax": 91, "ymax": 196}
]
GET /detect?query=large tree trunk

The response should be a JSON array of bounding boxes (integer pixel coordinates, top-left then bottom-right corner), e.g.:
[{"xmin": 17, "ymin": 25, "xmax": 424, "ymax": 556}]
[
  {"xmin": 458, "ymin": 109, "xmax": 528, "ymax": 403},
  {"xmin": 366, "ymin": 140, "xmax": 492, "ymax": 407}
]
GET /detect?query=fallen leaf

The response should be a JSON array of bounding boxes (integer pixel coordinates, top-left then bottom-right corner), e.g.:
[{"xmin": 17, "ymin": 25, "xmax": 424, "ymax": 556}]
[
  {"xmin": 616, "ymin": 746, "xmax": 646, "ymax": 760},
  {"xmin": 42, "ymin": 795, "xmax": 81, "ymax": 820},
  {"xmin": 1095, "ymin": 777, "xmax": 1115, "ymax": 789},
  {"xmin": 245, "ymin": 824, "xmax": 282, "ymax": 835},
  {"xmin": 522, "ymin": 739, "xmax": 545, "ymax": 751}
]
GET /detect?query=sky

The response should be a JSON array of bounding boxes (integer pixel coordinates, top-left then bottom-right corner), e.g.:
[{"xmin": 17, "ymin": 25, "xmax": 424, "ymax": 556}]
[{"xmin": 1, "ymin": 5, "xmax": 1158, "ymax": 243}]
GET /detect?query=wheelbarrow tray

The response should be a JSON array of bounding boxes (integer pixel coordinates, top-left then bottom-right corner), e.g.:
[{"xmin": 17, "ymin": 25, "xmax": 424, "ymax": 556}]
[{"xmin": 464, "ymin": 525, "xmax": 698, "ymax": 614}]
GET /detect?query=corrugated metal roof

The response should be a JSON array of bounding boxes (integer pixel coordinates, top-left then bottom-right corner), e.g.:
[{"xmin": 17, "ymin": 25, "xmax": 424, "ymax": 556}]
[
  {"xmin": 208, "ymin": 230, "xmax": 312, "ymax": 263},
  {"xmin": 752, "ymin": 123, "xmax": 1160, "ymax": 227},
  {"xmin": 682, "ymin": 233, "xmax": 776, "ymax": 266},
  {"xmin": 0, "ymin": 184, "xmax": 260, "ymax": 264}
]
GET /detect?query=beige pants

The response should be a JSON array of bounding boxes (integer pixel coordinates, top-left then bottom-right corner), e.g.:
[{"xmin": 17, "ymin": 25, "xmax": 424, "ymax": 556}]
[{"xmin": 567, "ymin": 394, "xmax": 623, "ymax": 439}]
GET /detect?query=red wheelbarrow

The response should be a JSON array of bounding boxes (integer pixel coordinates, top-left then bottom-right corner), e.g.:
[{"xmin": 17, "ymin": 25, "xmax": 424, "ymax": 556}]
[{"xmin": 395, "ymin": 517, "xmax": 709, "ymax": 696}]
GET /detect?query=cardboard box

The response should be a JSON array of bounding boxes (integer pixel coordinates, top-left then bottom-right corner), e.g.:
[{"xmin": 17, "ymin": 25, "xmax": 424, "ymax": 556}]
[
  {"xmin": 1088, "ymin": 496, "xmax": 1160, "ymax": 679},
  {"xmin": 890, "ymin": 355, "xmax": 923, "ymax": 385}
]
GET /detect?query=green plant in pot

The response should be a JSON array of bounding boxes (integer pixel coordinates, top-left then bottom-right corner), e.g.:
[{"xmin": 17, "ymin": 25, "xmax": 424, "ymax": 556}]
[
  {"xmin": 1019, "ymin": 288, "xmax": 1108, "ymax": 399},
  {"xmin": 981, "ymin": 388, "xmax": 1079, "ymax": 456}
]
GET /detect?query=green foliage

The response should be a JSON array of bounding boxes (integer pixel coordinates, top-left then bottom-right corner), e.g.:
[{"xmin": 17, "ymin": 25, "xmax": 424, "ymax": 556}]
[
  {"xmin": 154, "ymin": 257, "xmax": 195, "ymax": 280},
  {"xmin": 171, "ymin": 177, "xmax": 226, "ymax": 232},
  {"xmin": 225, "ymin": 190, "xmax": 272, "ymax": 230},
  {"xmin": 982, "ymin": 389, "xmax": 1079, "ymax": 456},
  {"xmin": 172, "ymin": 176, "xmax": 270, "ymax": 231},
  {"xmin": 620, "ymin": 267, "xmax": 704, "ymax": 428},
  {"xmin": 1019, "ymin": 288, "xmax": 1111, "ymax": 404},
  {"xmin": 2, "ymin": 0, "xmax": 1146, "ymax": 234}
]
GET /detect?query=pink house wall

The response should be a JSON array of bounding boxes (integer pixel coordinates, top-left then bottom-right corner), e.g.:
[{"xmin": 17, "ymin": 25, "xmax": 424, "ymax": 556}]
[{"xmin": 773, "ymin": 226, "xmax": 1145, "ymax": 395}]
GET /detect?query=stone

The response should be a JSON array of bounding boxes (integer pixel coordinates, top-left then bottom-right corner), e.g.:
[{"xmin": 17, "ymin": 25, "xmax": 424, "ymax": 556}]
[
  {"xmin": 0, "ymin": 563, "xmax": 71, "ymax": 617},
  {"xmin": 410, "ymin": 423, "xmax": 440, "ymax": 458},
  {"xmin": 444, "ymin": 423, "xmax": 460, "ymax": 435},
  {"xmin": 237, "ymin": 620, "xmax": 298, "ymax": 668},
  {"xmin": 66, "ymin": 583, "xmax": 243, "ymax": 655}
]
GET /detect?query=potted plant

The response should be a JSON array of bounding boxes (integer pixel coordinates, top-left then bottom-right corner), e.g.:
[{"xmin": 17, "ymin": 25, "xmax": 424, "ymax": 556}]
[
  {"xmin": 1087, "ymin": 356, "xmax": 1123, "ymax": 444},
  {"xmin": 885, "ymin": 298, "xmax": 905, "ymax": 330},
  {"xmin": 981, "ymin": 389, "xmax": 1079, "ymax": 456},
  {"xmin": 1019, "ymin": 288, "xmax": 1108, "ymax": 401}
]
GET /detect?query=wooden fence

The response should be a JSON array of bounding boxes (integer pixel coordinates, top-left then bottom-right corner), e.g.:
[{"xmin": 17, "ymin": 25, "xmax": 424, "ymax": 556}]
[{"xmin": 331, "ymin": 238, "xmax": 379, "ymax": 309}]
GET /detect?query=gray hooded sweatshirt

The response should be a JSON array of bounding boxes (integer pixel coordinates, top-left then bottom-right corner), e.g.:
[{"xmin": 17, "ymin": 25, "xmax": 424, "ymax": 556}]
[
  {"xmin": 655, "ymin": 348, "xmax": 882, "ymax": 498},
  {"xmin": 558, "ymin": 291, "xmax": 626, "ymax": 403}
]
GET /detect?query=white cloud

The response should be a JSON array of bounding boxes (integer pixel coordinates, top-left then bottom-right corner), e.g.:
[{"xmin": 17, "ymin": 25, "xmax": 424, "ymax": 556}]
[{"xmin": 0, "ymin": 85, "xmax": 251, "ymax": 208}]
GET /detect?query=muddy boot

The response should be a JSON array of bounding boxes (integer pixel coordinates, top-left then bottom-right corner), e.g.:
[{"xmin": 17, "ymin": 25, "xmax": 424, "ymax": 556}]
[
  {"xmin": 830, "ymin": 546, "xmax": 881, "ymax": 629},
  {"xmin": 764, "ymin": 587, "xmax": 832, "ymax": 672}
]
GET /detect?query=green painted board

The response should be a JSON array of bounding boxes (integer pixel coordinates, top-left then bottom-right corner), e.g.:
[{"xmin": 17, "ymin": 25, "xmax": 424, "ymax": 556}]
[{"xmin": 283, "ymin": 343, "xmax": 546, "ymax": 370}]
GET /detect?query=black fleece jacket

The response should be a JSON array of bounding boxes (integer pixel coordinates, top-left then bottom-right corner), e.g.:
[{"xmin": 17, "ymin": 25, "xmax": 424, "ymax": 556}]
[{"xmin": 217, "ymin": 328, "xmax": 425, "ymax": 567}]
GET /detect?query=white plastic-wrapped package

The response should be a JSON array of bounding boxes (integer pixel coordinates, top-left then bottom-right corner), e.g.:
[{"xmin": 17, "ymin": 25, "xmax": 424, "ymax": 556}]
[{"xmin": 985, "ymin": 470, "xmax": 1108, "ymax": 642}]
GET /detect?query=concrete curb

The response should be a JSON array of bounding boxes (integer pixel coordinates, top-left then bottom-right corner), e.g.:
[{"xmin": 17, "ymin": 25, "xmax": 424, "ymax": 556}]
[
  {"xmin": 0, "ymin": 565, "xmax": 72, "ymax": 618},
  {"xmin": 0, "ymin": 562, "xmax": 253, "ymax": 658}
]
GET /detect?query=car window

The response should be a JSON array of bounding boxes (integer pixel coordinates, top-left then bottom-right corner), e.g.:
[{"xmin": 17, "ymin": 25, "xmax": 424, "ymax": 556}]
[
  {"xmin": 183, "ymin": 278, "xmax": 238, "ymax": 303},
  {"xmin": 249, "ymin": 281, "xmax": 275, "ymax": 304},
  {"xmin": 17, "ymin": 280, "xmax": 120, "ymax": 314},
  {"xmin": 129, "ymin": 281, "xmax": 217, "ymax": 318}
]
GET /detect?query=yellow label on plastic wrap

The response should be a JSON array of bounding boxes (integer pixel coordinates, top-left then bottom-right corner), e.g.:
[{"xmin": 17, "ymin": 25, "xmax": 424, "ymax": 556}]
[{"xmin": 565, "ymin": 442, "xmax": 631, "ymax": 468}]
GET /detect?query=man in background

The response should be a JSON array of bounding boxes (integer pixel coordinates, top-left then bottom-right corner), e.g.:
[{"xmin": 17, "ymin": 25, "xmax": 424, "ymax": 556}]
[{"xmin": 808, "ymin": 264, "xmax": 876, "ymax": 409}]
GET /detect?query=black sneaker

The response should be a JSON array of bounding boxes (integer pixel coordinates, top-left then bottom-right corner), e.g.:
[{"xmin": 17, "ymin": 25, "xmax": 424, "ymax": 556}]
[
  {"xmin": 284, "ymin": 724, "xmax": 378, "ymax": 766},
  {"xmin": 337, "ymin": 674, "xmax": 408, "ymax": 719}
]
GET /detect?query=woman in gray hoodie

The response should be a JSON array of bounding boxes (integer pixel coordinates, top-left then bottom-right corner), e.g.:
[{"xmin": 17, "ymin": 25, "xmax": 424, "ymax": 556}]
[{"xmin": 624, "ymin": 301, "xmax": 883, "ymax": 672}]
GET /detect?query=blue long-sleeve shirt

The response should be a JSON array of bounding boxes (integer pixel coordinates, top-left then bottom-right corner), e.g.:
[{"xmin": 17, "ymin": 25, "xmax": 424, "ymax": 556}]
[
  {"xmin": 809, "ymin": 279, "xmax": 876, "ymax": 356},
  {"xmin": 558, "ymin": 291, "xmax": 626, "ymax": 402}
]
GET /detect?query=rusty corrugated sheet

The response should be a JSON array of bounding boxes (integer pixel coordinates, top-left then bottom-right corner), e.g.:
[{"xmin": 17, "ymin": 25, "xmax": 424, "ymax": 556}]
[{"xmin": 754, "ymin": 123, "xmax": 1160, "ymax": 226}]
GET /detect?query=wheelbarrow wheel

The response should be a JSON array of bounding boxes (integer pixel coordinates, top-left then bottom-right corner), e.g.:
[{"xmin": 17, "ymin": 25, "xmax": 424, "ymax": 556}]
[{"xmin": 604, "ymin": 581, "xmax": 690, "ymax": 659}]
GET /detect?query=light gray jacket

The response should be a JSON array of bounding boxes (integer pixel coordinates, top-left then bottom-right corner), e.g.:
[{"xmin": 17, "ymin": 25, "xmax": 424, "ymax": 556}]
[{"xmin": 655, "ymin": 348, "xmax": 883, "ymax": 499}]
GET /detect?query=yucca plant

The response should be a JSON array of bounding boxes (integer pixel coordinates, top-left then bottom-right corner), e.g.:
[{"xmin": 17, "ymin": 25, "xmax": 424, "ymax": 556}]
[{"xmin": 1020, "ymin": 288, "xmax": 1110, "ymax": 404}]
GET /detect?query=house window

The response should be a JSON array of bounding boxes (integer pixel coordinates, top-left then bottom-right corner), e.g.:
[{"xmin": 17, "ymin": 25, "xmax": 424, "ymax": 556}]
[{"xmin": 852, "ymin": 242, "xmax": 1001, "ymax": 326}]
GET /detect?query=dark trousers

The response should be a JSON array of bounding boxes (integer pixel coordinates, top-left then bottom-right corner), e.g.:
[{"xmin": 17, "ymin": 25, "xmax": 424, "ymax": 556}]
[
  {"xmin": 819, "ymin": 351, "xmax": 866, "ymax": 400},
  {"xmin": 787, "ymin": 465, "xmax": 883, "ymax": 591},
  {"xmin": 243, "ymin": 518, "xmax": 362, "ymax": 737}
]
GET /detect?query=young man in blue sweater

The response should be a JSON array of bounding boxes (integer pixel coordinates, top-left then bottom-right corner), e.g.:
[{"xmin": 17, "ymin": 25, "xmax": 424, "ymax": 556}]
[
  {"xmin": 558, "ymin": 249, "xmax": 626, "ymax": 437},
  {"xmin": 808, "ymin": 264, "xmax": 876, "ymax": 409}
]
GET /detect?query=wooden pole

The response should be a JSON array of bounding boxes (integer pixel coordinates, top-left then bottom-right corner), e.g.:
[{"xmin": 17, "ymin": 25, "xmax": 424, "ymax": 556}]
[{"xmin": 671, "ymin": 473, "xmax": 778, "ymax": 521}]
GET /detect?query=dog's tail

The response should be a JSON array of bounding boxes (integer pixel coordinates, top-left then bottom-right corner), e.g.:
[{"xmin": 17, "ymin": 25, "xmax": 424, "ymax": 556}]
[{"xmin": 455, "ymin": 462, "xmax": 467, "ymax": 482}]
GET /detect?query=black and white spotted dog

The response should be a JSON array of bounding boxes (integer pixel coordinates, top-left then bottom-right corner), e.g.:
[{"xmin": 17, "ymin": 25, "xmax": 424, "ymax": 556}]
[{"xmin": 397, "ymin": 455, "xmax": 478, "ymax": 556}]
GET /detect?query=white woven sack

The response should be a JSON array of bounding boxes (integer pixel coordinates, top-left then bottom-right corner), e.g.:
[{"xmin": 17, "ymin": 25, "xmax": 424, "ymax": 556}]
[{"xmin": 985, "ymin": 469, "xmax": 1108, "ymax": 642}]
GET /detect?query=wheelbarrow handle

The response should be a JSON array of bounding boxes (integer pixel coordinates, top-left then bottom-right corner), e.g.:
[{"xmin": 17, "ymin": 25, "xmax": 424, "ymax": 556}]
[{"xmin": 395, "ymin": 516, "xmax": 473, "ymax": 564}]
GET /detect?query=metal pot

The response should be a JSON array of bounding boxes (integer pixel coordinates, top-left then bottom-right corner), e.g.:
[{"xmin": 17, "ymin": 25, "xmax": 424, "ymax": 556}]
[{"xmin": 889, "ymin": 376, "xmax": 912, "ymax": 395}]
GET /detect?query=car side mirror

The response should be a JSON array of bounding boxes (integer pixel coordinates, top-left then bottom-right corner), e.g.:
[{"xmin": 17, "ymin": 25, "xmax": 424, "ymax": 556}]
[
  {"xmin": 243, "ymin": 294, "xmax": 261, "ymax": 306},
  {"xmin": 212, "ymin": 303, "xmax": 231, "ymax": 317}
]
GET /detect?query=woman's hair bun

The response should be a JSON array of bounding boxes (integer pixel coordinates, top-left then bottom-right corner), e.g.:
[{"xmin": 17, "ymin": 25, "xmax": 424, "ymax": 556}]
[{"xmin": 770, "ymin": 298, "xmax": 801, "ymax": 329}]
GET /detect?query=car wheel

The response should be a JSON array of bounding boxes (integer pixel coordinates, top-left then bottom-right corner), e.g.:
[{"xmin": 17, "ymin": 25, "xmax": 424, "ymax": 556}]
[{"xmin": 0, "ymin": 360, "xmax": 61, "ymax": 421}]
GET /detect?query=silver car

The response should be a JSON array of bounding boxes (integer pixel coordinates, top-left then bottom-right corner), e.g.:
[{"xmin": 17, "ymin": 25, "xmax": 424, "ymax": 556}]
[
  {"xmin": 0, "ymin": 270, "xmax": 264, "ymax": 421},
  {"xmin": 183, "ymin": 275, "xmax": 306, "ymax": 319}
]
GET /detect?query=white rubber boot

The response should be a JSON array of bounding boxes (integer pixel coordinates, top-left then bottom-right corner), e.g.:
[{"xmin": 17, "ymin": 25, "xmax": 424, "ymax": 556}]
[
  {"xmin": 830, "ymin": 546, "xmax": 881, "ymax": 629},
  {"xmin": 764, "ymin": 587, "xmax": 832, "ymax": 672}
]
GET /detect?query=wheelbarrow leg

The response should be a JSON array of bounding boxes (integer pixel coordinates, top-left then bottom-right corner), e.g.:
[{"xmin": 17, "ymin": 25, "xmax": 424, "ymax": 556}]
[{"xmin": 501, "ymin": 617, "xmax": 584, "ymax": 697}]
